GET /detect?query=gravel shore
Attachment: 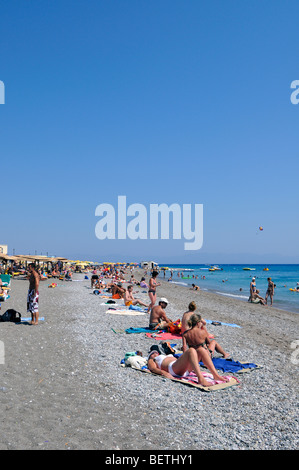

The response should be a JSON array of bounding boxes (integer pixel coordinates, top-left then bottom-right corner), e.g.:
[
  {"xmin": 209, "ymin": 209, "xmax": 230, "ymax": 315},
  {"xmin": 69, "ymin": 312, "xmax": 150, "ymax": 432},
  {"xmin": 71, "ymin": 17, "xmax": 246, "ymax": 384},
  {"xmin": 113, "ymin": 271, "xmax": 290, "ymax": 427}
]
[{"xmin": 0, "ymin": 269, "xmax": 298, "ymax": 450}]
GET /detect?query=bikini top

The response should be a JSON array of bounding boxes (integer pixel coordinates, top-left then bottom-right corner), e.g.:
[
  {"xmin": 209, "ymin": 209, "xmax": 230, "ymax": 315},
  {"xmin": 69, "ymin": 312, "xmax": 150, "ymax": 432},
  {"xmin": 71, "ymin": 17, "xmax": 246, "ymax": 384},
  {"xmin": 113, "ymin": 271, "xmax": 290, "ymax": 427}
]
[{"xmin": 154, "ymin": 354, "xmax": 173, "ymax": 369}]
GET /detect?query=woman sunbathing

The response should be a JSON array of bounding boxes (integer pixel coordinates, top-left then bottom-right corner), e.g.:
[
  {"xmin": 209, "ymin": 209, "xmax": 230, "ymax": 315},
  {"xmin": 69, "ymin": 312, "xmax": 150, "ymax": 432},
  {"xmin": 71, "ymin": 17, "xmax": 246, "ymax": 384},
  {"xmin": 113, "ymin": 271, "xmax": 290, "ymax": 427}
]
[
  {"xmin": 147, "ymin": 348, "xmax": 229, "ymax": 387},
  {"xmin": 183, "ymin": 313, "xmax": 230, "ymax": 359}
]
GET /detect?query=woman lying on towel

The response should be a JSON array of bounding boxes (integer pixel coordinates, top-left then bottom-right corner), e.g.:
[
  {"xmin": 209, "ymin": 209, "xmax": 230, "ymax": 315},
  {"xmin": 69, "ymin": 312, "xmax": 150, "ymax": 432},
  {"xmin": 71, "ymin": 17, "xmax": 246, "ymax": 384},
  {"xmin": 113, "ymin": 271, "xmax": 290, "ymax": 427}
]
[
  {"xmin": 182, "ymin": 313, "xmax": 230, "ymax": 359},
  {"xmin": 147, "ymin": 347, "xmax": 229, "ymax": 387}
]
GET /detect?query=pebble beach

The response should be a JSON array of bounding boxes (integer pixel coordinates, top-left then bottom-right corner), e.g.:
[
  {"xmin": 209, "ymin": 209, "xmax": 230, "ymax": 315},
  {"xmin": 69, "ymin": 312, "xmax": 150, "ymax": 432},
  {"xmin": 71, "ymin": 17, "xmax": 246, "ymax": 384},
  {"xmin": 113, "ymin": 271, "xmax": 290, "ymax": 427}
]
[{"xmin": 0, "ymin": 269, "xmax": 298, "ymax": 451}]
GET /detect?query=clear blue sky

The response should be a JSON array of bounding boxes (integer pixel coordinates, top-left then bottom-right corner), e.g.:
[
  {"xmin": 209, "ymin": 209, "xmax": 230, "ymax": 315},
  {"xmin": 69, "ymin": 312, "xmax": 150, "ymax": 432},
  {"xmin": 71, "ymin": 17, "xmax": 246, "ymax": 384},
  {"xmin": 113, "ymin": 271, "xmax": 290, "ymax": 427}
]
[{"xmin": 1, "ymin": 0, "xmax": 298, "ymax": 263}]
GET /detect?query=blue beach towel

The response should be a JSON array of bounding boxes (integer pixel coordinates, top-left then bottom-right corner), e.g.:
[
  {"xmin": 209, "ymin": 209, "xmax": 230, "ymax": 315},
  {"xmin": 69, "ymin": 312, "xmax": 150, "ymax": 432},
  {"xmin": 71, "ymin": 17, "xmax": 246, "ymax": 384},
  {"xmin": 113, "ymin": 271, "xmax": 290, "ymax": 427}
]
[
  {"xmin": 174, "ymin": 354, "xmax": 258, "ymax": 373},
  {"xmin": 201, "ymin": 357, "xmax": 258, "ymax": 373},
  {"xmin": 129, "ymin": 305, "xmax": 146, "ymax": 312},
  {"xmin": 125, "ymin": 327, "xmax": 152, "ymax": 334},
  {"xmin": 19, "ymin": 317, "xmax": 45, "ymax": 322}
]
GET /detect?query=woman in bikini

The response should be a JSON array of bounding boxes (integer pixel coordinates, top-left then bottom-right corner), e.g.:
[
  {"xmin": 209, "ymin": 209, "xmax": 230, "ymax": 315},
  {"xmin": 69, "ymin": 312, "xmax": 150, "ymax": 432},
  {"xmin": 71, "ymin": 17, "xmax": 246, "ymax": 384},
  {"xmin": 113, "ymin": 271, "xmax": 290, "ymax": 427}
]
[
  {"xmin": 265, "ymin": 277, "xmax": 275, "ymax": 306},
  {"xmin": 147, "ymin": 345, "xmax": 229, "ymax": 387},
  {"xmin": 147, "ymin": 270, "xmax": 160, "ymax": 313},
  {"xmin": 182, "ymin": 313, "xmax": 230, "ymax": 360}
]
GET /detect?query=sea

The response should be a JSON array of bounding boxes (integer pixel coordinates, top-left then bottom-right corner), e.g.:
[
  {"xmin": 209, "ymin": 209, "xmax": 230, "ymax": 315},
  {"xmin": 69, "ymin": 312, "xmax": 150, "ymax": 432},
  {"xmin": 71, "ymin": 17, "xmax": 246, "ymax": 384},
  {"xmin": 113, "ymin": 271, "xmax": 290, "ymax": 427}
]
[{"xmin": 160, "ymin": 264, "xmax": 299, "ymax": 315}]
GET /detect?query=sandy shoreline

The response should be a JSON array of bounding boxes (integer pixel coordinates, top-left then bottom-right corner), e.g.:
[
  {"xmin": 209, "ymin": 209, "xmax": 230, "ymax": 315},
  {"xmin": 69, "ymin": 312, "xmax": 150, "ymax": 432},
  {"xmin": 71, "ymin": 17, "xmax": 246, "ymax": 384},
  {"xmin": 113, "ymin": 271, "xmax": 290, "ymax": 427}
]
[{"xmin": 0, "ymin": 269, "xmax": 298, "ymax": 450}]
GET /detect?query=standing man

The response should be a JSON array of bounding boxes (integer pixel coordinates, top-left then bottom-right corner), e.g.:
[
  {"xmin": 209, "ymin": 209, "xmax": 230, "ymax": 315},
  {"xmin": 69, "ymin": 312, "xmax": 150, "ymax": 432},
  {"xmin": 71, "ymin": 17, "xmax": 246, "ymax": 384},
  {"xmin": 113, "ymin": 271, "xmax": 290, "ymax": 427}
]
[
  {"xmin": 27, "ymin": 263, "xmax": 40, "ymax": 325},
  {"xmin": 265, "ymin": 277, "xmax": 275, "ymax": 306}
]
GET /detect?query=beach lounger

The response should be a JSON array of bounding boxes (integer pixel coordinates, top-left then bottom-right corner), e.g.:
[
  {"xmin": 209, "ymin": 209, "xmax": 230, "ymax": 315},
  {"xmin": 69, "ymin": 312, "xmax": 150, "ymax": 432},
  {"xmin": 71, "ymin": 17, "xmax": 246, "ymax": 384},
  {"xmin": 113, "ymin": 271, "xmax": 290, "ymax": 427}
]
[{"xmin": 0, "ymin": 274, "xmax": 11, "ymax": 287}]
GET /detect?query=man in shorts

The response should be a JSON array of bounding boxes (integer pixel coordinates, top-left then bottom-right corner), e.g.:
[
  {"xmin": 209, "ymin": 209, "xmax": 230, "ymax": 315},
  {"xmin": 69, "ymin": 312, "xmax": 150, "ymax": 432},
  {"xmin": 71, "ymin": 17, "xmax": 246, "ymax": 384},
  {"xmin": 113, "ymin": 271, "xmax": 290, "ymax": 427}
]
[
  {"xmin": 27, "ymin": 263, "xmax": 40, "ymax": 325},
  {"xmin": 124, "ymin": 285, "xmax": 148, "ymax": 308},
  {"xmin": 149, "ymin": 298, "xmax": 172, "ymax": 330}
]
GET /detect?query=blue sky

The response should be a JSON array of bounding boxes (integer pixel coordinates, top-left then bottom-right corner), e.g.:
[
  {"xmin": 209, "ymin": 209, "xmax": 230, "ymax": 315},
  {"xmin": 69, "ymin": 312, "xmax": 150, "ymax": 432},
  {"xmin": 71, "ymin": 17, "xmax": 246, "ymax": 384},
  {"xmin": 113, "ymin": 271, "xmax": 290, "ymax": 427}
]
[{"xmin": 1, "ymin": 0, "xmax": 298, "ymax": 263}]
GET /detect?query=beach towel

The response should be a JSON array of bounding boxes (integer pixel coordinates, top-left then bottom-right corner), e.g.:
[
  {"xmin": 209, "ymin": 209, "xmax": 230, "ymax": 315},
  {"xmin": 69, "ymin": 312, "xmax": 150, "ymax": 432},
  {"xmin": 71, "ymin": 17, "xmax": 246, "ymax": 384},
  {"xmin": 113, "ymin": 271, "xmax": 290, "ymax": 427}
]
[
  {"xmin": 200, "ymin": 357, "xmax": 261, "ymax": 373},
  {"xmin": 121, "ymin": 361, "xmax": 239, "ymax": 392},
  {"xmin": 205, "ymin": 320, "xmax": 242, "ymax": 328},
  {"xmin": 145, "ymin": 331, "xmax": 215, "ymax": 341},
  {"xmin": 106, "ymin": 309, "xmax": 145, "ymax": 316},
  {"xmin": 129, "ymin": 305, "xmax": 147, "ymax": 312},
  {"xmin": 172, "ymin": 353, "xmax": 261, "ymax": 373},
  {"xmin": 111, "ymin": 328, "xmax": 126, "ymax": 334},
  {"xmin": 146, "ymin": 331, "xmax": 182, "ymax": 341},
  {"xmin": 18, "ymin": 317, "xmax": 45, "ymax": 322},
  {"xmin": 125, "ymin": 327, "xmax": 152, "ymax": 334}
]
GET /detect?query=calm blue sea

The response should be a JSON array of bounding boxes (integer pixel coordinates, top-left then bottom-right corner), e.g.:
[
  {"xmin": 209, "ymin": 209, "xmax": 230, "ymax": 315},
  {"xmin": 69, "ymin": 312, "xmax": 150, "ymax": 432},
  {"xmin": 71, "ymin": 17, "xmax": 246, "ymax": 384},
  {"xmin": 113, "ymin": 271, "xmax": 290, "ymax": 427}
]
[{"xmin": 161, "ymin": 264, "xmax": 299, "ymax": 314}]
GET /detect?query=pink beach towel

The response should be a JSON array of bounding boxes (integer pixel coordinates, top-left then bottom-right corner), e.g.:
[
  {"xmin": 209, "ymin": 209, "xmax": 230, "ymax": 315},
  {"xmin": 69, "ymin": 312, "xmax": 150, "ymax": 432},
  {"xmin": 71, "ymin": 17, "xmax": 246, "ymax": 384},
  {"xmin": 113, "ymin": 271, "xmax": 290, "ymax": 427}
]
[{"xmin": 145, "ymin": 331, "xmax": 214, "ymax": 341}]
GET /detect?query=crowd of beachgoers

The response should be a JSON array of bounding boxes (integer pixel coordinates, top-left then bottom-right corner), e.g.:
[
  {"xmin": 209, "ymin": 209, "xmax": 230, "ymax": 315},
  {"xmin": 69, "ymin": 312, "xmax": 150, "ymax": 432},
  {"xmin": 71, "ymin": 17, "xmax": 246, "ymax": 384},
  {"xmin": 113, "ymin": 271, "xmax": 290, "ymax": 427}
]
[{"xmin": 0, "ymin": 259, "xmax": 298, "ymax": 450}]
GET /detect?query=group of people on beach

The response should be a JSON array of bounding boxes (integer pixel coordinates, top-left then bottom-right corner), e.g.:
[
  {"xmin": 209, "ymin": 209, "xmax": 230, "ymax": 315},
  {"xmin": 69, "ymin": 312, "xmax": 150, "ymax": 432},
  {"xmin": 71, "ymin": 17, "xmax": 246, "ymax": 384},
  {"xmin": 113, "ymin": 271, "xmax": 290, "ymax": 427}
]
[
  {"xmin": 147, "ymin": 297, "xmax": 231, "ymax": 387},
  {"xmin": 249, "ymin": 276, "xmax": 275, "ymax": 306},
  {"xmin": 94, "ymin": 266, "xmax": 231, "ymax": 387},
  {"xmin": 1, "ymin": 261, "xmax": 273, "ymax": 387}
]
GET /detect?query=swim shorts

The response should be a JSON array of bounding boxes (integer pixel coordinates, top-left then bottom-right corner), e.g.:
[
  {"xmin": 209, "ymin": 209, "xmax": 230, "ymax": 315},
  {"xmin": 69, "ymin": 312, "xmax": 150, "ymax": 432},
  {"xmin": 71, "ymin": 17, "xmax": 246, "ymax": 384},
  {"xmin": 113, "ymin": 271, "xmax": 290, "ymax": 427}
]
[{"xmin": 27, "ymin": 289, "xmax": 39, "ymax": 313}]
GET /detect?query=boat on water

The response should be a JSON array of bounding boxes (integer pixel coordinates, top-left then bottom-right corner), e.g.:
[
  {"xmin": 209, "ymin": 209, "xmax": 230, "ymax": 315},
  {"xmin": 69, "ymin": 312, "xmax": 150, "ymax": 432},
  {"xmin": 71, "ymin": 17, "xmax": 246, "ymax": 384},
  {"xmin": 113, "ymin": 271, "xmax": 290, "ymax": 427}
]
[
  {"xmin": 209, "ymin": 265, "xmax": 222, "ymax": 271},
  {"xmin": 242, "ymin": 267, "xmax": 256, "ymax": 271}
]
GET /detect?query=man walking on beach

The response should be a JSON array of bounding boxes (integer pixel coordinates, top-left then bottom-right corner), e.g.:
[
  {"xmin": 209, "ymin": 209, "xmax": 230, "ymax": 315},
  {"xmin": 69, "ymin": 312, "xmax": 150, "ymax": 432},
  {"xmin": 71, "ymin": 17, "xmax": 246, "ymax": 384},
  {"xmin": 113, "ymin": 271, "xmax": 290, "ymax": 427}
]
[{"xmin": 27, "ymin": 263, "xmax": 40, "ymax": 325}]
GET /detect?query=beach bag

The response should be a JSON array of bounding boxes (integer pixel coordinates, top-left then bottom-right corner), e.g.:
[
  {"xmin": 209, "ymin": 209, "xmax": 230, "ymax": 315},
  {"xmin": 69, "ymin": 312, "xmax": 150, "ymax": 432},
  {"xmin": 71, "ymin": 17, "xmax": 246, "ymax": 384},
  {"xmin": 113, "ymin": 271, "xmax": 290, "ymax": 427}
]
[
  {"xmin": 149, "ymin": 344, "xmax": 164, "ymax": 355},
  {"xmin": 124, "ymin": 351, "xmax": 146, "ymax": 369},
  {"xmin": 0, "ymin": 309, "xmax": 22, "ymax": 323},
  {"xmin": 125, "ymin": 355, "xmax": 147, "ymax": 369},
  {"xmin": 167, "ymin": 319, "xmax": 181, "ymax": 334},
  {"xmin": 160, "ymin": 341, "xmax": 176, "ymax": 355}
]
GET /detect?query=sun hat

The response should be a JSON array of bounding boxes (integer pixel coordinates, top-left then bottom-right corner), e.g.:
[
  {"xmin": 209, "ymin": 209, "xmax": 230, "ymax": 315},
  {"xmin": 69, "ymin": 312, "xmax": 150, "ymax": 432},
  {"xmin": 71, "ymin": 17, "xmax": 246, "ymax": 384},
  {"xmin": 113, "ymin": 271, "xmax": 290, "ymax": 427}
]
[{"xmin": 159, "ymin": 297, "xmax": 168, "ymax": 305}]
